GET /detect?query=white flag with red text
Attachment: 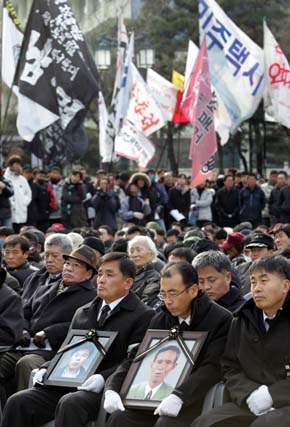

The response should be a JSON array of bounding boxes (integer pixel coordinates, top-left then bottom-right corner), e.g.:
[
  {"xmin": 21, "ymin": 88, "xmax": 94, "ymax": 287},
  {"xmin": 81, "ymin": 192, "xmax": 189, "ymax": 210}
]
[
  {"xmin": 181, "ymin": 37, "xmax": 217, "ymax": 187},
  {"xmin": 147, "ymin": 68, "xmax": 178, "ymax": 121},
  {"xmin": 264, "ymin": 20, "xmax": 290, "ymax": 127},
  {"xmin": 125, "ymin": 63, "xmax": 165, "ymax": 136},
  {"xmin": 115, "ymin": 119, "xmax": 155, "ymax": 169}
]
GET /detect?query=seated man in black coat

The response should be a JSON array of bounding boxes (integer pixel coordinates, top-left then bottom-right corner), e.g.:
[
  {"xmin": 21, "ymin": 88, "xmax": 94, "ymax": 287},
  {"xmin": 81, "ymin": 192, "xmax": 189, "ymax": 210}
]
[
  {"xmin": 2, "ymin": 252, "xmax": 154, "ymax": 427},
  {"xmin": 192, "ymin": 250, "xmax": 245, "ymax": 313},
  {"xmin": 3, "ymin": 235, "xmax": 38, "ymax": 287},
  {"xmin": 104, "ymin": 262, "xmax": 232, "ymax": 427},
  {"xmin": 21, "ymin": 233, "xmax": 73, "ymax": 304},
  {"xmin": 0, "ymin": 245, "xmax": 97, "ymax": 393},
  {"xmin": 192, "ymin": 255, "xmax": 290, "ymax": 427}
]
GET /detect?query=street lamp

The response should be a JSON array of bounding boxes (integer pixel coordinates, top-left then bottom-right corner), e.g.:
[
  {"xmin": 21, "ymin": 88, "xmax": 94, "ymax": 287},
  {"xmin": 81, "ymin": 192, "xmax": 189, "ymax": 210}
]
[{"xmin": 95, "ymin": 36, "xmax": 114, "ymax": 69}]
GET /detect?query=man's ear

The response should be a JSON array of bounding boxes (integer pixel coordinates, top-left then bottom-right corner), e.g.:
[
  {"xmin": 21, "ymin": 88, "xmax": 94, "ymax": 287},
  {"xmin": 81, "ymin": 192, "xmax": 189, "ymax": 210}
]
[
  {"xmin": 124, "ymin": 277, "xmax": 134, "ymax": 290},
  {"xmin": 189, "ymin": 283, "xmax": 199, "ymax": 298}
]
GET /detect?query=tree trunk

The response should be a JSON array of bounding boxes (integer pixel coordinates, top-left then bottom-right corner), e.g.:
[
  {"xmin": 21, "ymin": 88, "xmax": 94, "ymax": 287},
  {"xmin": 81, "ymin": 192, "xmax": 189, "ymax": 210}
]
[
  {"xmin": 166, "ymin": 122, "xmax": 178, "ymax": 175},
  {"xmin": 217, "ymin": 137, "xmax": 224, "ymax": 173}
]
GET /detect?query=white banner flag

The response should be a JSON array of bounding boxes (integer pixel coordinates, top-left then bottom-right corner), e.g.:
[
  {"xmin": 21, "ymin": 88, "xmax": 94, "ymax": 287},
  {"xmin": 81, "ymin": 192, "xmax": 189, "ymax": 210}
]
[
  {"xmin": 125, "ymin": 63, "xmax": 165, "ymax": 136},
  {"xmin": 199, "ymin": 0, "xmax": 264, "ymax": 134},
  {"xmin": 147, "ymin": 68, "xmax": 178, "ymax": 121},
  {"xmin": 264, "ymin": 20, "xmax": 290, "ymax": 127},
  {"xmin": 2, "ymin": 0, "xmax": 23, "ymax": 91},
  {"xmin": 115, "ymin": 119, "xmax": 155, "ymax": 169},
  {"xmin": 98, "ymin": 91, "xmax": 113, "ymax": 163}
]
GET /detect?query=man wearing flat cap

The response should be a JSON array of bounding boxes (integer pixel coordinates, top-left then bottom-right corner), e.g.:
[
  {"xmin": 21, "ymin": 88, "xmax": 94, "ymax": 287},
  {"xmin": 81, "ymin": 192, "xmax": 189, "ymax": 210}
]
[
  {"xmin": 236, "ymin": 233, "xmax": 275, "ymax": 295},
  {"xmin": 2, "ymin": 252, "xmax": 154, "ymax": 427},
  {"xmin": 0, "ymin": 245, "xmax": 97, "ymax": 394}
]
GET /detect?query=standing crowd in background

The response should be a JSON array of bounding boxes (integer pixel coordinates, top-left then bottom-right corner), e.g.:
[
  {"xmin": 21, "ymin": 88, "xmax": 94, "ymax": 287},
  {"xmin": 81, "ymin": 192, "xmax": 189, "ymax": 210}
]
[{"xmin": 0, "ymin": 154, "xmax": 289, "ymax": 426}]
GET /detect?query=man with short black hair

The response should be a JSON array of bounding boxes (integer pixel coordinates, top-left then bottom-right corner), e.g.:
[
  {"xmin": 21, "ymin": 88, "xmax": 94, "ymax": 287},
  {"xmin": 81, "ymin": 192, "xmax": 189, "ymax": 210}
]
[
  {"xmin": 3, "ymin": 235, "xmax": 38, "ymax": 287},
  {"xmin": 104, "ymin": 261, "xmax": 232, "ymax": 427},
  {"xmin": 98, "ymin": 225, "xmax": 114, "ymax": 251},
  {"xmin": 192, "ymin": 255, "xmax": 290, "ymax": 427},
  {"xmin": 215, "ymin": 175, "xmax": 240, "ymax": 227},
  {"xmin": 2, "ymin": 252, "xmax": 154, "ymax": 427},
  {"xmin": 239, "ymin": 174, "xmax": 266, "ymax": 228}
]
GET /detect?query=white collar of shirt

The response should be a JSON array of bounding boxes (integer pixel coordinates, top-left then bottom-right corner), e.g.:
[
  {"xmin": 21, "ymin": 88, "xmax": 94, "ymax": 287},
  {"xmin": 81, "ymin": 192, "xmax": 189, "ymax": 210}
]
[
  {"xmin": 97, "ymin": 295, "xmax": 127, "ymax": 320},
  {"xmin": 144, "ymin": 382, "xmax": 163, "ymax": 398},
  {"xmin": 178, "ymin": 315, "xmax": 191, "ymax": 325}
]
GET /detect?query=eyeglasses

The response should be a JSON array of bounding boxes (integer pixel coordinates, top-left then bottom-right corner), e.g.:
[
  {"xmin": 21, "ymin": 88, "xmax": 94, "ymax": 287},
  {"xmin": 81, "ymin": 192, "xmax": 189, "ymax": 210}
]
[{"xmin": 158, "ymin": 286, "xmax": 191, "ymax": 301}]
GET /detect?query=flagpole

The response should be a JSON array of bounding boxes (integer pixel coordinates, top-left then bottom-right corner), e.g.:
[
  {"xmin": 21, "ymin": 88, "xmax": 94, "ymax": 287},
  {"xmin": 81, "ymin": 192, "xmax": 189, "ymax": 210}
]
[{"xmin": 0, "ymin": 0, "xmax": 4, "ymax": 156}]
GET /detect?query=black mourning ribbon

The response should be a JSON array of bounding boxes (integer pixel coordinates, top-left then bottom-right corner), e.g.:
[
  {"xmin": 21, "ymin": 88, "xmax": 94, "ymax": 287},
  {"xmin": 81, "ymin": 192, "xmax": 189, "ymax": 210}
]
[
  {"xmin": 133, "ymin": 326, "xmax": 195, "ymax": 367},
  {"xmin": 57, "ymin": 329, "xmax": 106, "ymax": 356}
]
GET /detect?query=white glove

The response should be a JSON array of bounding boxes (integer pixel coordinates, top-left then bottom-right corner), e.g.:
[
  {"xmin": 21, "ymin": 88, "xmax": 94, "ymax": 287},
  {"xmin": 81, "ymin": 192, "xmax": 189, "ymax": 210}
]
[
  {"xmin": 32, "ymin": 368, "xmax": 47, "ymax": 386},
  {"xmin": 104, "ymin": 390, "xmax": 125, "ymax": 414},
  {"xmin": 247, "ymin": 385, "xmax": 273, "ymax": 416},
  {"xmin": 77, "ymin": 374, "xmax": 105, "ymax": 393},
  {"xmin": 133, "ymin": 212, "xmax": 144, "ymax": 220},
  {"xmin": 154, "ymin": 394, "xmax": 183, "ymax": 417}
]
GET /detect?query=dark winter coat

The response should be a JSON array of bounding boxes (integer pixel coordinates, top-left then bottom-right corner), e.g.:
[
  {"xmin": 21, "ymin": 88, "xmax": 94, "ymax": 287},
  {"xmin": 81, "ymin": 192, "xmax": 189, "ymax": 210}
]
[
  {"xmin": 278, "ymin": 184, "xmax": 290, "ymax": 223},
  {"xmin": 61, "ymin": 180, "xmax": 87, "ymax": 229},
  {"xmin": 222, "ymin": 293, "xmax": 290, "ymax": 408},
  {"xmin": 239, "ymin": 185, "xmax": 265, "ymax": 227},
  {"xmin": 7, "ymin": 261, "xmax": 38, "ymax": 288},
  {"xmin": 216, "ymin": 284, "xmax": 246, "ymax": 313},
  {"xmin": 168, "ymin": 186, "xmax": 191, "ymax": 223},
  {"xmin": 0, "ymin": 177, "xmax": 14, "ymax": 219},
  {"xmin": 92, "ymin": 190, "xmax": 120, "ymax": 230},
  {"xmin": 132, "ymin": 263, "xmax": 160, "ymax": 308},
  {"xmin": 0, "ymin": 268, "xmax": 24, "ymax": 346},
  {"xmin": 23, "ymin": 279, "xmax": 97, "ymax": 353},
  {"xmin": 269, "ymin": 185, "xmax": 285, "ymax": 221},
  {"xmin": 107, "ymin": 291, "xmax": 232, "ymax": 415},
  {"xmin": 69, "ymin": 291, "xmax": 154, "ymax": 380},
  {"xmin": 215, "ymin": 186, "xmax": 240, "ymax": 227},
  {"xmin": 21, "ymin": 267, "xmax": 61, "ymax": 305}
]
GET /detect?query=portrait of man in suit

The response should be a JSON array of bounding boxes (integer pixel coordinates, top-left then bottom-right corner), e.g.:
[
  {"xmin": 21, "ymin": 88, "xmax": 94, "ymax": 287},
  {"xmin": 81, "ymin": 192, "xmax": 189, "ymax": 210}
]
[{"xmin": 127, "ymin": 345, "xmax": 181, "ymax": 401}]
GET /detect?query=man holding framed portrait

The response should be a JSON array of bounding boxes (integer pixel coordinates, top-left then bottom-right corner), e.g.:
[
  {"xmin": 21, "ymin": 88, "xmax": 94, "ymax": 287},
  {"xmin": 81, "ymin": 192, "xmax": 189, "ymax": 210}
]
[
  {"xmin": 104, "ymin": 261, "xmax": 233, "ymax": 427},
  {"xmin": 2, "ymin": 252, "xmax": 154, "ymax": 427}
]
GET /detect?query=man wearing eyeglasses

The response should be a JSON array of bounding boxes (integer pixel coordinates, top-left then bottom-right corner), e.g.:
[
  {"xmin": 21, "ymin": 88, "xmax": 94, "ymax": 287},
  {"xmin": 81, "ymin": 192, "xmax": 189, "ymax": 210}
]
[
  {"xmin": 2, "ymin": 252, "xmax": 154, "ymax": 427},
  {"xmin": 104, "ymin": 261, "xmax": 232, "ymax": 427}
]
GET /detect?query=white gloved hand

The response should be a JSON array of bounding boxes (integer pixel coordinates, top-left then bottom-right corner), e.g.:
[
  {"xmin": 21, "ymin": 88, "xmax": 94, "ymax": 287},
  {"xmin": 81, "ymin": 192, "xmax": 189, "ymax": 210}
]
[
  {"xmin": 32, "ymin": 368, "xmax": 47, "ymax": 386},
  {"xmin": 133, "ymin": 212, "xmax": 144, "ymax": 220},
  {"xmin": 154, "ymin": 394, "xmax": 183, "ymax": 417},
  {"xmin": 104, "ymin": 390, "xmax": 125, "ymax": 414},
  {"xmin": 77, "ymin": 374, "xmax": 105, "ymax": 393},
  {"xmin": 246, "ymin": 385, "xmax": 273, "ymax": 416}
]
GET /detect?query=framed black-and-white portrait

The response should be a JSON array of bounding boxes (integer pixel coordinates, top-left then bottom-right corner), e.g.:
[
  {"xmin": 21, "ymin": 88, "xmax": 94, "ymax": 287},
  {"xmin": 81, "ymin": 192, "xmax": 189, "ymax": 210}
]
[
  {"xmin": 44, "ymin": 329, "xmax": 117, "ymax": 388},
  {"xmin": 120, "ymin": 329, "xmax": 208, "ymax": 410}
]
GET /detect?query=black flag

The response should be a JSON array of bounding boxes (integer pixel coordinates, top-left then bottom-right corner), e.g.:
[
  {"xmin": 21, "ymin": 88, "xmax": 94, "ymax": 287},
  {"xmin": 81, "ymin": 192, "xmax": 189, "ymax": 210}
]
[{"xmin": 15, "ymin": 0, "xmax": 99, "ymax": 142}]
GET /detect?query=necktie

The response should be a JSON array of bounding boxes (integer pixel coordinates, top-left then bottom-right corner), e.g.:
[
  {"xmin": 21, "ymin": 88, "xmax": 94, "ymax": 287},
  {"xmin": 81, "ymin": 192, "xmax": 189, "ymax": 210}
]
[
  {"xmin": 145, "ymin": 390, "xmax": 152, "ymax": 400},
  {"xmin": 180, "ymin": 321, "xmax": 191, "ymax": 331},
  {"xmin": 265, "ymin": 318, "xmax": 275, "ymax": 331},
  {"xmin": 56, "ymin": 280, "xmax": 66, "ymax": 295},
  {"xmin": 98, "ymin": 305, "xmax": 110, "ymax": 327}
]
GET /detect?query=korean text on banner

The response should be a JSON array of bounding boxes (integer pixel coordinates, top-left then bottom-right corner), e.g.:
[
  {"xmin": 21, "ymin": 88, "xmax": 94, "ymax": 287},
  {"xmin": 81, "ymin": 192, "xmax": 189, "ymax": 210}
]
[
  {"xmin": 125, "ymin": 63, "xmax": 165, "ymax": 136},
  {"xmin": 264, "ymin": 20, "xmax": 290, "ymax": 128},
  {"xmin": 15, "ymin": 0, "xmax": 99, "ymax": 141},
  {"xmin": 147, "ymin": 69, "xmax": 178, "ymax": 122},
  {"xmin": 115, "ymin": 119, "xmax": 155, "ymax": 169},
  {"xmin": 181, "ymin": 37, "xmax": 217, "ymax": 188},
  {"xmin": 199, "ymin": 0, "xmax": 264, "ymax": 134}
]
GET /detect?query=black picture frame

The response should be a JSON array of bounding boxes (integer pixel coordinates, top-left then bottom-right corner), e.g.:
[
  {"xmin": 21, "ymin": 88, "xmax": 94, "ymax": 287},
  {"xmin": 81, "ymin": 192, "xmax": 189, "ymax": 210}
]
[
  {"xmin": 43, "ymin": 329, "xmax": 118, "ymax": 388},
  {"xmin": 120, "ymin": 329, "xmax": 208, "ymax": 410}
]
